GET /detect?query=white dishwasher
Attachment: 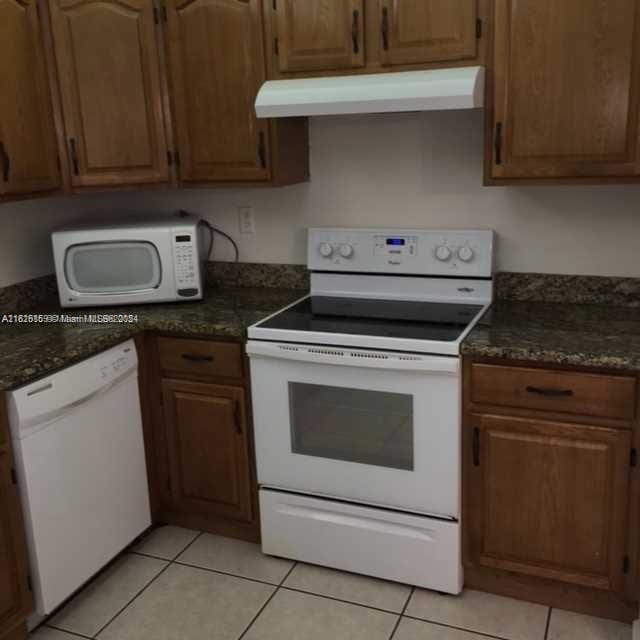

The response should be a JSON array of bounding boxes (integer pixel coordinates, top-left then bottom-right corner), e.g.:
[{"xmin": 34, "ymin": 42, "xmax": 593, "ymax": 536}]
[{"xmin": 8, "ymin": 338, "xmax": 151, "ymax": 623}]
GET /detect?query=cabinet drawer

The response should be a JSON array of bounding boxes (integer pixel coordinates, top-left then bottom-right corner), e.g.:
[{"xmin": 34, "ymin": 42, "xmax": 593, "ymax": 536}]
[
  {"xmin": 470, "ymin": 364, "xmax": 636, "ymax": 422},
  {"xmin": 157, "ymin": 338, "xmax": 243, "ymax": 379}
]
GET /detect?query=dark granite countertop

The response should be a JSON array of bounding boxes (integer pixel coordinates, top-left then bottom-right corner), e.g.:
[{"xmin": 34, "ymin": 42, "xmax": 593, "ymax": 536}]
[
  {"xmin": 462, "ymin": 301, "xmax": 640, "ymax": 372},
  {"xmin": 0, "ymin": 286, "xmax": 306, "ymax": 392}
]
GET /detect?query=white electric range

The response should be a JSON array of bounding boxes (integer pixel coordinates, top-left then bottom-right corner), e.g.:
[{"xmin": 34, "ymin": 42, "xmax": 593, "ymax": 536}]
[{"xmin": 247, "ymin": 227, "xmax": 494, "ymax": 594}]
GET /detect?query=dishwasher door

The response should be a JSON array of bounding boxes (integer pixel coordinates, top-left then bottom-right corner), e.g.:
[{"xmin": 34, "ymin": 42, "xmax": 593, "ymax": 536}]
[{"xmin": 8, "ymin": 340, "xmax": 151, "ymax": 617}]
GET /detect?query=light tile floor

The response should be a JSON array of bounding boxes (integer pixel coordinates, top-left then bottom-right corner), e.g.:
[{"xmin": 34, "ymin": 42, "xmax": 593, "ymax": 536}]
[{"xmin": 31, "ymin": 526, "xmax": 633, "ymax": 640}]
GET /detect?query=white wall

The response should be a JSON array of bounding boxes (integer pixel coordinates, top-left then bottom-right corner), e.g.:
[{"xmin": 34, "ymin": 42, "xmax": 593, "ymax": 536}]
[{"xmin": 3, "ymin": 109, "xmax": 640, "ymax": 288}]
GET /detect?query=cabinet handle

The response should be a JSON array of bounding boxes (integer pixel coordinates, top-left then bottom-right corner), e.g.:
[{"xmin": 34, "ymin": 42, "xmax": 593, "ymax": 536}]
[
  {"xmin": 258, "ymin": 131, "xmax": 267, "ymax": 169},
  {"xmin": 525, "ymin": 386, "xmax": 574, "ymax": 398},
  {"xmin": 181, "ymin": 353, "xmax": 214, "ymax": 363},
  {"xmin": 494, "ymin": 122, "xmax": 503, "ymax": 165},
  {"xmin": 381, "ymin": 6, "xmax": 389, "ymax": 50},
  {"xmin": 472, "ymin": 427, "xmax": 480, "ymax": 466},
  {"xmin": 0, "ymin": 142, "xmax": 10, "ymax": 182},
  {"xmin": 234, "ymin": 401, "xmax": 243, "ymax": 434},
  {"xmin": 351, "ymin": 9, "xmax": 360, "ymax": 54},
  {"xmin": 69, "ymin": 138, "xmax": 79, "ymax": 175}
]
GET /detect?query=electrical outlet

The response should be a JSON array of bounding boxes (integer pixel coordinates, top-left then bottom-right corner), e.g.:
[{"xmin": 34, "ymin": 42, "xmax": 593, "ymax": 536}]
[{"xmin": 238, "ymin": 206, "xmax": 255, "ymax": 234}]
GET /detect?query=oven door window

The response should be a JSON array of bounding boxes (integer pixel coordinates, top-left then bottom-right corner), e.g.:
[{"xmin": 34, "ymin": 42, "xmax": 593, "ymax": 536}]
[
  {"xmin": 65, "ymin": 242, "xmax": 162, "ymax": 293},
  {"xmin": 289, "ymin": 382, "xmax": 413, "ymax": 471}
]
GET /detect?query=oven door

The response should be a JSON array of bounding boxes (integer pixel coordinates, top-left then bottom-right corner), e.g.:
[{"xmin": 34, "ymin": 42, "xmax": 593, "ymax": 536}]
[{"xmin": 247, "ymin": 341, "xmax": 460, "ymax": 518}]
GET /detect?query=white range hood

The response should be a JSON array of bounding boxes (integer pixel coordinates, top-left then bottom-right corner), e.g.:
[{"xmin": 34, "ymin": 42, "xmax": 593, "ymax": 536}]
[{"xmin": 255, "ymin": 66, "xmax": 485, "ymax": 118}]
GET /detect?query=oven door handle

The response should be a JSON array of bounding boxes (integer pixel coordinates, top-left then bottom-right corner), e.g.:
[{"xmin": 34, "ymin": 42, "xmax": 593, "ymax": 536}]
[{"xmin": 246, "ymin": 341, "xmax": 459, "ymax": 374}]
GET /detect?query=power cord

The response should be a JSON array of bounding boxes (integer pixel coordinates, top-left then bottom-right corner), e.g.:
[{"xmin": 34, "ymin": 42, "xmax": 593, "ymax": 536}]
[{"xmin": 178, "ymin": 209, "xmax": 239, "ymax": 262}]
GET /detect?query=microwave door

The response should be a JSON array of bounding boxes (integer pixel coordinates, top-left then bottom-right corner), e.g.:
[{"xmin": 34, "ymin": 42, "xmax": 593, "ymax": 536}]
[{"xmin": 65, "ymin": 241, "xmax": 162, "ymax": 295}]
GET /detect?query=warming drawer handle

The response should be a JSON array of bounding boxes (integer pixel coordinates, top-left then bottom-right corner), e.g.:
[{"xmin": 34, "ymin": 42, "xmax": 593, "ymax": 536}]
[
  {"xmin": 181, "ymin": 353, "xmax": 214, "ymax": 363},
  {"xmin": 525, "ymin": 385, "xmax": 574, "ymax": 398}
]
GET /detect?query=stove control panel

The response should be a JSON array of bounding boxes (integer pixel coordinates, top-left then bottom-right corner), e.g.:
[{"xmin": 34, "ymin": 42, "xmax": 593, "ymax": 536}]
[{"xmin": 308, "ymin": 228, "xmax": 494, "ymax": 278}]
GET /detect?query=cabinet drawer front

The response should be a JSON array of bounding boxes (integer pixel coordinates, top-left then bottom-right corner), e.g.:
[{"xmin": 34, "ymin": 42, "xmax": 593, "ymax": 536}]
[
  {"xmin": 471, "ymin": 364, "xmax": 636, "ymax": 421},
  {"xmin": 158, "ymin": 338, "xmax": 243, "ymax": 379}
]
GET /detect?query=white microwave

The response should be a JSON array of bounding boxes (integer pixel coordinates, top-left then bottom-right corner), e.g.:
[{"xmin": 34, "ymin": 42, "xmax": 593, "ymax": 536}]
[{"xmin": 52, "ymin": 214, "xmax": 208, "ymax": 308}]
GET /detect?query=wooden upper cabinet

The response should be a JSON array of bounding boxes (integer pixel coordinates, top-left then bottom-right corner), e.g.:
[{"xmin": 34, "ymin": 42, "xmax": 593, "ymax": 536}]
[
  {"xmin": 378, "ymin": 0, "xmax": 478, "ymax": 67},
  {"xmin": 0, "ymin": 453, "xmax": 31, "ymax": 635},
  {"xmin": 161, "ymin": 379, "xmax": 253, "ymax": 523},
  {"xmin": 489, "ymin": 0, "xmax": 640, "ymax": 181},
  {"xmin": 48, "ymin": 0, "xmax": 169, "ymax": 188},
  {"xmin": 466, "ymin": 414, "xmax": 631, "ymax": 593},
  {"xmin": 272, "ymin": 0, "xmax": 365, "ymax": 73},
  {"xmin": 0, "ymin": 0, "xmax": 60, "ymax": 196},
  {"xmin": 165, "ymin": 0, "xmax": 271, "ymax": 182}
]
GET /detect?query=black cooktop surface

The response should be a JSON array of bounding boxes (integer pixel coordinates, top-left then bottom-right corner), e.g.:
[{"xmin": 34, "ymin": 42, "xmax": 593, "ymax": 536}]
[{"xmin": 258, "ymin": 296, "xmax": 484, "ymax": 342}]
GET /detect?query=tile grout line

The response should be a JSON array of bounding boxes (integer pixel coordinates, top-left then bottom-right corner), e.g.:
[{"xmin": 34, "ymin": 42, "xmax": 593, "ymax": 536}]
[
  {"xmin": 89, "ymin": 530, "xmax": 205, "ymax": 639},
  {"xmin": 173, "ymin": 559, "xmax": 284, "ymax": 588},
  {"xmin": 279, "ymin": 584, "xmax": 411, "ymax": 616},
  {"xmin": 171, "ymin": 557, "xmax": 416, "ymax": 617},
  {"xmin": 388, "ymin": 586, "xmax": 414, "ymax": 640},
  {"xmin": 41, "ymin": 529, "xmax": 553, "ymax": 640},
  {"xmin": 170, "ymin": 530, "xmax": 205, "ymax": 562},
  {"xmin": 90, "ymin": 562, "xmax": 172, "ymax": 639},
  {"xmin": 43, "ymin": 624, "xmax": 94, "ymax": 640},
  {"xmin": 132, "ymin": 541, "xmax": 531, "ymax": 640},
  {"xmin": 400, "ymin": 613, "xmax": 515, "ymax": 640},
  {"xmin": 544, "ymin": 608, "xmax": 552, "ymax": 640},
  {"xmin": 236, "ymin": 561, "xmax": 298, "ymax": 640}
]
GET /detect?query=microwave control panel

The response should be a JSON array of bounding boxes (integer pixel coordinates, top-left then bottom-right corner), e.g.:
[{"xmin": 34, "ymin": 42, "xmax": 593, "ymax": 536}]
[{"xmin": 173, "ymin": 233, "xmax": 201, "ymax": 297}]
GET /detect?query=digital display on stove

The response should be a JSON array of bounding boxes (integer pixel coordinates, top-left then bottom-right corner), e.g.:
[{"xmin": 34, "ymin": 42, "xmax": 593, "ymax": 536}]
[{"xmin": 386, "ymin": 238, "xmax": 406, "ymax": 246}]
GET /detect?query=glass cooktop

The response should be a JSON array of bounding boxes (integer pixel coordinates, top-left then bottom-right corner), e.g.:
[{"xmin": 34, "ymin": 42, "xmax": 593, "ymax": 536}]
[{"xmin": 258, "ymin": 296, "xmax": 484, "ymax": 342}]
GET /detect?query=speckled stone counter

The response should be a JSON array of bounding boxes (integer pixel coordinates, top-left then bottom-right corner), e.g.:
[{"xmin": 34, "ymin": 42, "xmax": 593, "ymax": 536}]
[
  {"xmin": 0, "ymin": 285, "xmax": 305, "ymax": 392},
  {"xmin": 462, "ymin": 273, "xmax": 640, "ymax": 371}
]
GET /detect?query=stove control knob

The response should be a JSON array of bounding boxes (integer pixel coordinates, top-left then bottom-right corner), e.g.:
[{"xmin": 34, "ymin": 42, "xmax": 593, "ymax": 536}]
[
  {"xmin": 435, "ymin": 245, "xmax": 452, "ymax": 262},
  {"xmin": 339, "ymin": 243, "xmax": 354, "ymax": 258},
  {"xmin": 458, "ymin": 246, "xmax": 474, "ymax": 262},
  {"xmin": 319, "ymin": 242, "xmax": 333, "ymax": 258}
]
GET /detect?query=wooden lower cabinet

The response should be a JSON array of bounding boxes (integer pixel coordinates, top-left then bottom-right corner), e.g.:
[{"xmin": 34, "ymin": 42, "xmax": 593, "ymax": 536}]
[
  {"xmin": 0, "ymin": 450, "xmax": 31, "ymax": 640},
  {"xmin": 464, "ymin": 359, "xmax": 639, "ymax": 622},
  {"xmin": 160, "ymin": 379, "xmax": 253, "ymax": 524},
  {"xmin": 466, "ymin": 414, "xmax": 631, "ymax": 591},
  {"xmin": 149, "ymin": 336, "xmax": 259, "ymax": 541}
]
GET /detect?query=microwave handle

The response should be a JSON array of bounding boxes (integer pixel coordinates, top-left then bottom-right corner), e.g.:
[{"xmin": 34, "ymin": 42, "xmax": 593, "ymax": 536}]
[{"xmin": 245, "ymin": 341, "xmax": 459, "ymax": 374}]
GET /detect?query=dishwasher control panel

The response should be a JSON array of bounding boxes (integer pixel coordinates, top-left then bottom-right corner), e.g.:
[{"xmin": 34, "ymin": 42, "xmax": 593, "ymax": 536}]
[{"xmin": 8, "ymin": 339, "xmax": 138, "ymax": 439}]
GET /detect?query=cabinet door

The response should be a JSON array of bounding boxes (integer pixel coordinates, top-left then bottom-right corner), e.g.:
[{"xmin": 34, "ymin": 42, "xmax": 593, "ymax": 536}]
[
  {"xmin": 165, "ymin": 0, "xmax": 270, "ymax": 182},
  {"xmin": 274, "ymin": 0, "xmax": 365, "ymax": 73},
  {"xmin": 465, "ymin": 414, "xmax": 631, "ymax": 592},
  {"xmin": 490, "ymin": 0, "xmax": 640, "ymax": 180},
  {"xmin": 161, "ymin": 379, "xmax": 252, "ymax": 523},
  {"xmin": 378, "ymin": 0, "xmax": 478, "ymax": 66},
  {"xmin": 0, "ymin": 454, "xmax": 31, "ymax": 634},
  {"xmin": 0, "ymin": 0, "xmax": 59, "ymax": 196},
  {"xmin": 48, "ymin": 0, "xmax": 169, "ymax": 187}
]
